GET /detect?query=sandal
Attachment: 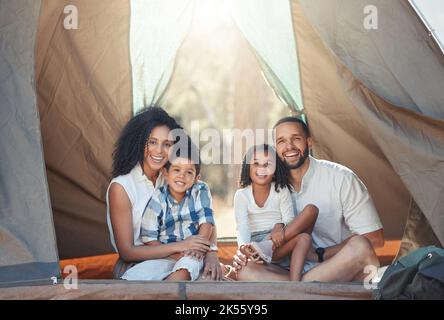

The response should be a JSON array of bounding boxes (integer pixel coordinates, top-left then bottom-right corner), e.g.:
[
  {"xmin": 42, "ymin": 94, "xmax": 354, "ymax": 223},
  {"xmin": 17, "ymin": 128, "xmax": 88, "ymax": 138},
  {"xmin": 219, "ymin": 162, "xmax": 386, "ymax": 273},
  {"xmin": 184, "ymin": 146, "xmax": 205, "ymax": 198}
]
[{"xmin": 221, "ymin": 264, "xmax": 237, "ymax": 281}]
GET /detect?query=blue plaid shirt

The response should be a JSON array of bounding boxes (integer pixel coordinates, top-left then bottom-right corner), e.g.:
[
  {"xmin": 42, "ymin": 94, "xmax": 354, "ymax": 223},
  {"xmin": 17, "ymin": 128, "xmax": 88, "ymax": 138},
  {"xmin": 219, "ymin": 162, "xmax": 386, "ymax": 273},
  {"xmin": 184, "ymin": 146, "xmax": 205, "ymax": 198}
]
[{"xmin": 140, "ymin": 181, "xmax": 215, "ymax": 244}]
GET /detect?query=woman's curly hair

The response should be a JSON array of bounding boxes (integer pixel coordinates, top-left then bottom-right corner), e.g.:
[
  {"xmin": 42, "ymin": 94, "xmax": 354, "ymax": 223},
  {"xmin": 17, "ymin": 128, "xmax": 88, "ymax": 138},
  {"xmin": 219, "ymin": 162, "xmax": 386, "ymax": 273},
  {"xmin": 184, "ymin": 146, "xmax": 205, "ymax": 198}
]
[
  {"xmin": 239, "ymin": 144, "xmax": 291, "ymax": 192},
  {"xmin": 112, "ymin": 106, "xmax": 182, "ymax": 178}
]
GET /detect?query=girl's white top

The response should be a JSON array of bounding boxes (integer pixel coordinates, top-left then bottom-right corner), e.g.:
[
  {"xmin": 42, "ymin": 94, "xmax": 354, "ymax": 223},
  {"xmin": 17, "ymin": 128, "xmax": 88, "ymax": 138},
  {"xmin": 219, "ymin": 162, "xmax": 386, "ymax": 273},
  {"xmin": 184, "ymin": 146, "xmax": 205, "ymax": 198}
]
[{"xmin": 233, "ymin": 182, "xmax": 294, "ymax": 247}]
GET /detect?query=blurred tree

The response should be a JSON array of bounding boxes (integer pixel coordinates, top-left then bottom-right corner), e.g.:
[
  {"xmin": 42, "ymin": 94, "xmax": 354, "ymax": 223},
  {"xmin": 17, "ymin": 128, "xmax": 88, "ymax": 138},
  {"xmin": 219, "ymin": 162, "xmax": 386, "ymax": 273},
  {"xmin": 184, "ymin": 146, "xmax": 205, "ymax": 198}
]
[{"xmin": 162, "ymin": 0, "xmax": 290, "ymax": 235}]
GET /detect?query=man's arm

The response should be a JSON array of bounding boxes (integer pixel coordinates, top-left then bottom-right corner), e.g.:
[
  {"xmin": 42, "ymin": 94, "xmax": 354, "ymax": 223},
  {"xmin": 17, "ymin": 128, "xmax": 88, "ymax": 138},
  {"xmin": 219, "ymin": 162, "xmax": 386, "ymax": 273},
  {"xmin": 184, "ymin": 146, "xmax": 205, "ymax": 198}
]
[
  {"xmin": 308, "ymin": 229, "xmax": 384, "ymax": 261},
  {"xmin": 316, "ymin": 172, "xmax": 384, "ymax": 262}
]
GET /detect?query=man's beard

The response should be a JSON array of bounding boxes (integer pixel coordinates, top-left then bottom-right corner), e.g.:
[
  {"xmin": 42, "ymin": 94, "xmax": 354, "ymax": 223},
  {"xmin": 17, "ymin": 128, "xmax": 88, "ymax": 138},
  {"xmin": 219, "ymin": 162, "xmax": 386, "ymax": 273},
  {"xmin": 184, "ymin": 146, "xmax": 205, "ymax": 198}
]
[{"xmin": 284, "ymin": 147, "xmax": 309, "ymax": 170}]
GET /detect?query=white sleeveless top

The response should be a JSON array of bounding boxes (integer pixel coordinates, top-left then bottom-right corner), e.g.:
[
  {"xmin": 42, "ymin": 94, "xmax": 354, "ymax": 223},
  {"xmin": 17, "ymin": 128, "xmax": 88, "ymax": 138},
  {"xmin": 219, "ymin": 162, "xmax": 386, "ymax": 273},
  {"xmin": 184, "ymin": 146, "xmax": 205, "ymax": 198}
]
[{"xmin": 106, "ymin": 164, "xmax": 164, "ymax": 251}]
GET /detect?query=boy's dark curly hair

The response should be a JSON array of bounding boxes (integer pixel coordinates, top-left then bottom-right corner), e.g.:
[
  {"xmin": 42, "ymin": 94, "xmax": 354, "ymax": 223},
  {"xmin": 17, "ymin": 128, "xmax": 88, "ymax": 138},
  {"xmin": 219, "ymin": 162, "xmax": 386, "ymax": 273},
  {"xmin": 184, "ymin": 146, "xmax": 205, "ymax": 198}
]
[
  {"xmin": 239, "ymin": 144, "xmax": 291, "ymax": 192},
  {"xmin": 165, "ymin": 131, "xmax": 201, "ymax": 176},
  {"xmin": 112, "ymin": 106, "xmax": 182, "ymax": 178}
]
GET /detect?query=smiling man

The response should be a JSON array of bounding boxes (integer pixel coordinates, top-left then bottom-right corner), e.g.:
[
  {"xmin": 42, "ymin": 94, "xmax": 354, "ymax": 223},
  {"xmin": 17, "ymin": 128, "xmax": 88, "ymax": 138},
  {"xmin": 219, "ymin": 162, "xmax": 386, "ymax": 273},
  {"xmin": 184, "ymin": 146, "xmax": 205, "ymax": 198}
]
[{"xmin": 233, "ymin": 117, "xmax": 384, "ymax": 282}]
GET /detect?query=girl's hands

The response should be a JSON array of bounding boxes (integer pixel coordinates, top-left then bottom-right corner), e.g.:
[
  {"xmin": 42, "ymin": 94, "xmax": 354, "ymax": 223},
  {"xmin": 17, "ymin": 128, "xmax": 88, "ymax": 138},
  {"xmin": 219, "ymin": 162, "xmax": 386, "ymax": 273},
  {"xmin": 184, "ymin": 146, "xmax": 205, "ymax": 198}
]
[
  {"xmin": 270, "ymin": 225, "xmax": 285, "ymax": 249},
  {"xmin": 239, "ymin": 244, "xmax": 253, "ymax": 258},
  {"xmin": 233, "ymin": 248, "xmax": 248, "ymax": 271}
]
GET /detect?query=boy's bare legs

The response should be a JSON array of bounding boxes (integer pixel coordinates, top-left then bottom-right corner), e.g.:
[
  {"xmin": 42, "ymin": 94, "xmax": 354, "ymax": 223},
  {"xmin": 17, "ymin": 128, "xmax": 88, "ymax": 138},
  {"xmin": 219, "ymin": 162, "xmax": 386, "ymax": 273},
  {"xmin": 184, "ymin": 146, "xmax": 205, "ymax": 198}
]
[
  {"xmin": 165, "ymin": 269, "xmax": 191, "ymax": 281},
  {"xmin": 289, "ymin": 233, "xmax": 311, "ymax": 281}
]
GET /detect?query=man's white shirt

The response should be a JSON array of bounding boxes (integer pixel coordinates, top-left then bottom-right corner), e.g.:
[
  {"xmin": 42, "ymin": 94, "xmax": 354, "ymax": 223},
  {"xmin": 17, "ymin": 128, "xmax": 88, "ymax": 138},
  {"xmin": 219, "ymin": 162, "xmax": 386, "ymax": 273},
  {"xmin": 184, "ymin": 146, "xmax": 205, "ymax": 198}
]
[{"xmin": 290, "ymin": 156, "xmax": 383, "ymax": 249}]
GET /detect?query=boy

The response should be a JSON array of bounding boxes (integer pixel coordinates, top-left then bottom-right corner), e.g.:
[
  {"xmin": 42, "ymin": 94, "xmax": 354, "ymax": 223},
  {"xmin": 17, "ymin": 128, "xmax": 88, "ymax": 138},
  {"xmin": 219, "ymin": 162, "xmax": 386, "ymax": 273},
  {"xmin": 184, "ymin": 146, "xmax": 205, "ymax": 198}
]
[{"xmin": 121, "ymin": 138, "xmax": 215, "ymax": 281}]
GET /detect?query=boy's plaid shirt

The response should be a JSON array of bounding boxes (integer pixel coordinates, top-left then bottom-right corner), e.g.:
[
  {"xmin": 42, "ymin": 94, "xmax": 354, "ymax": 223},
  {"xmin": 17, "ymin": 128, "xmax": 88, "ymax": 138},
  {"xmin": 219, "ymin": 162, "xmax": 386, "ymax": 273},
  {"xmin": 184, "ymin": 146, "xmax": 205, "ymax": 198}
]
[{"xmin": 140, "ymin": 181, "xmax": 215, "ymax": 244}]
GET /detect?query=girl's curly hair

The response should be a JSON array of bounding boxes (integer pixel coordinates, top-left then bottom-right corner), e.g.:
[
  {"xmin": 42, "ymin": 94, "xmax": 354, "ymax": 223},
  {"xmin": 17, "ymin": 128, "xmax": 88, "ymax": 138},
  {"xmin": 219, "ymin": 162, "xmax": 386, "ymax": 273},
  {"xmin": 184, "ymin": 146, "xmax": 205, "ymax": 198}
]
[
  {"xmin": 112, "ymin": 106, "xmax": 182, "ymax": 178},
  {"xmin": 239, "ymin": 144, "xmax": 291, "ymax": 192}
]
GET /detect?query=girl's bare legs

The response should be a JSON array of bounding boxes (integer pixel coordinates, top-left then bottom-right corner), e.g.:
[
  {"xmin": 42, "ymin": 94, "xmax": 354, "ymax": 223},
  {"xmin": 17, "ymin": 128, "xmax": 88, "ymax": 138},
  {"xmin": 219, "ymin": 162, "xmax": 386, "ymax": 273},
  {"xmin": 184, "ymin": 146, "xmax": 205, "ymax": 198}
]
[
  {"xmin": 283, "ymin": 204, "xmax": 318, "ymax": 239},
  {"xmin": 289, "ymin": 233, "xmax": 312, "ymax": 281},
  {"xmin": 272, "ymin": 204, "xmax": 318, "ymax": 261}
]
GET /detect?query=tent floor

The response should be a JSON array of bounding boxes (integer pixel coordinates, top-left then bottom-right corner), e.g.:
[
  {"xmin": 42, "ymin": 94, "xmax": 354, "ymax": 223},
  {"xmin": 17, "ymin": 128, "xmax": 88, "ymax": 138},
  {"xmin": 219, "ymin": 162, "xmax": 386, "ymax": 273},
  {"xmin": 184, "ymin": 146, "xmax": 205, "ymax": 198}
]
[
  {"xmin": 0, "ymin": 239, "xmax": 397, "ymax": 299},
  {"xmin": 0, "ymin": 280, "xmax": 372, "ymax": 300},
  {"xmin": 58, "ymin": 239, "xmax": 401, "ymax": 280}
]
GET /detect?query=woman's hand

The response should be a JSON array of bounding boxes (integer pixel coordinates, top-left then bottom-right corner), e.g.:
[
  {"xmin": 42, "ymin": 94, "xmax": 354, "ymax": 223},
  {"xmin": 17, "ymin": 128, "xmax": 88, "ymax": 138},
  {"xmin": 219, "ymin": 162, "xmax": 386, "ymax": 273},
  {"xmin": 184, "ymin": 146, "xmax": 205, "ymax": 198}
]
[
  {"xmin": 201, "ymin": 251, "xmax": 221, "ymax": 280},
  {"xmin": 179, "ymin": 235, "xmax": 211, "ymax": 253}
]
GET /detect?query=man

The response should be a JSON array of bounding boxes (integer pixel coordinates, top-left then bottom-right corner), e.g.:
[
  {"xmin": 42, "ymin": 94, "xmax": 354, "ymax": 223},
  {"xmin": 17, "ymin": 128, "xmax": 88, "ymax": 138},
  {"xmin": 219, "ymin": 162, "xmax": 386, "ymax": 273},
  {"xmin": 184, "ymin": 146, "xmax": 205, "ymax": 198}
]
[{"xmin": 233, "ymin": 117, "xmax": 384, "ymax": 282}]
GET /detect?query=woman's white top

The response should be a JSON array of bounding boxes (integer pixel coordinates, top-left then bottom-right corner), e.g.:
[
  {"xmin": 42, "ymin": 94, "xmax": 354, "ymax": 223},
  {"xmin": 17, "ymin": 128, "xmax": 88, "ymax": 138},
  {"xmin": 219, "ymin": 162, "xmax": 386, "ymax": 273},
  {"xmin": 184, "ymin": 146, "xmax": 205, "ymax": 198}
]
[
  {"xmin": 233, "ymin": 183, "xmax": 295, "ymax": 247},
  {"xmin": 106, "ymin": 164, "xmax": 164, "ymax": 251}
]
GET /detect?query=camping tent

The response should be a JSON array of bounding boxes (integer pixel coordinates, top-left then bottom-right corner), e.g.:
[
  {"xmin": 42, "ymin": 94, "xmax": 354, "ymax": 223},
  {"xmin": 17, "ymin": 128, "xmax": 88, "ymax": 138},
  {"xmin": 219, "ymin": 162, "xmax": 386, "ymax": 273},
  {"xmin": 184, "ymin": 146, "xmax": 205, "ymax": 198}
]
[{"xmin": 1, "ymin": 0, "xmax": 443, "ymax": 287}]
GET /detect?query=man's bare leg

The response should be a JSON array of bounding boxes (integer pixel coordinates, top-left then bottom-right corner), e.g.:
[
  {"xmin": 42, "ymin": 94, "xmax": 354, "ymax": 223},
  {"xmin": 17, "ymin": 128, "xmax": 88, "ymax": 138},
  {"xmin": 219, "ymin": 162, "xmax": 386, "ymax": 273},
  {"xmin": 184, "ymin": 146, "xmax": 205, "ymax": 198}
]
[
  {"xmin": 236, "ymin": 262, "xmax": 289, "ymax": 281},
  {"xmin": 301, "ymin": 235, "xmax": 380, "ymax": 282}
]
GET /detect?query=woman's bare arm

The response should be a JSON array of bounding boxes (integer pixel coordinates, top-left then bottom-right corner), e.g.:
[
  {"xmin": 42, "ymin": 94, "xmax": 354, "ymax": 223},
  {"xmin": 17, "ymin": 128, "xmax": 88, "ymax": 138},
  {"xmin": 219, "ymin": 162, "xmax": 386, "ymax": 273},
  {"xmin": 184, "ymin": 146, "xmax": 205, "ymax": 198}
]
[{"xmin": 108, "ymin": 183, "xmax": 210, "ymax": 262}]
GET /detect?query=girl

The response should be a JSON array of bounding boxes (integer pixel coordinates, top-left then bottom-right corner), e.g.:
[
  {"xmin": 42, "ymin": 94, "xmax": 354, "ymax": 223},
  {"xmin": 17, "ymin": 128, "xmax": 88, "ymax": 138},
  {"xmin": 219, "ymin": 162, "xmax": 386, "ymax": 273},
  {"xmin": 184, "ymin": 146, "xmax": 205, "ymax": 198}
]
[{"xmin": 233, "ymin": 144, "xmax": 318, "ymax": 281}]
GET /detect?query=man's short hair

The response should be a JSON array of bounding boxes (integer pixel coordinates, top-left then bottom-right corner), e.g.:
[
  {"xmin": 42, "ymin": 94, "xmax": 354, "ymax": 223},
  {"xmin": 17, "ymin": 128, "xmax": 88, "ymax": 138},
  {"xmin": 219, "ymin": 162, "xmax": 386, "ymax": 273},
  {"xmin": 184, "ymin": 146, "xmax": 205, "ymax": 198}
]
[{"xmin": 273, "ymin": 116, "xmax": 310, "ymax": 137}]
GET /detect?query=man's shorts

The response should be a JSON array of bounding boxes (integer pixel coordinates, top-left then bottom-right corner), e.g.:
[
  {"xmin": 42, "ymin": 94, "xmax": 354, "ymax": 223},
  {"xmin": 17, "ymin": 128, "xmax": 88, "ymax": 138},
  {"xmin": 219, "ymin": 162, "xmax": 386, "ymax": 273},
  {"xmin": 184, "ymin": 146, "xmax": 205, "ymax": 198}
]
[{"xmin": 121, "ymin": 256, "xmax": 204, "ymax": 281}]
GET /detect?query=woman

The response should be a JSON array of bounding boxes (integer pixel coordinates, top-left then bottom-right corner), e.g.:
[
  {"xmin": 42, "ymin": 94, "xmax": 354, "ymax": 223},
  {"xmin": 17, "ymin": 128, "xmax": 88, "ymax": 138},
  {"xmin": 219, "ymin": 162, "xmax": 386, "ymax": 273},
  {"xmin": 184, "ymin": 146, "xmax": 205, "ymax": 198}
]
[{"xmin": 106, "ymin": 106, "xmax": 222, "ymax": 280}]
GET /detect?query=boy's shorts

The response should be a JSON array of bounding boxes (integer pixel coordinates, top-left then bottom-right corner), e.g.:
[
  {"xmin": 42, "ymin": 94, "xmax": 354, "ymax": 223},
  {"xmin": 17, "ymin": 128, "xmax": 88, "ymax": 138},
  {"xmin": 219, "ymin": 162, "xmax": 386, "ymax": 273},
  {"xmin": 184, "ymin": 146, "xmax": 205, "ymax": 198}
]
[{"xmin": 121, "ymin": 256, "xmax": 204, "ymax": 281}]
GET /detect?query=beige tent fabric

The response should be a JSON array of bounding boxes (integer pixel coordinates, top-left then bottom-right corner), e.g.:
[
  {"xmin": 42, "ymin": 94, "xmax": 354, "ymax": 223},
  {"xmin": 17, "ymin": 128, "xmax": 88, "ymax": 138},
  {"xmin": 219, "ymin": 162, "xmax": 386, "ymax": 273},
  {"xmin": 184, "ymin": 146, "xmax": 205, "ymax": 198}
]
[
  {"xmin": 36, "ymin": 0, "xmax": 133, "ymax": 258},
  {"xmin": 290, "ymin": 0, "xmax": 411, "ymax": 239},
  {"xmin": 230, "ymin": 0, "xmax": 304, "ymax": 111},
  {"xmin": 398, "ymin": 200, "xmax": 441, "ymax": 257},
  {"xmin": 130, "ymin": 0, "xmax": 196, "ymax": 113},
  {"xmin": 295, "ymin": 0, "xmax": 444, "ymax": 248},
  {"xmin": 297, "ymin": 0, "xmax": 444, "ymax": 119},
  {"xmin": 341, "ymin": 72, "xmax": 444, "ymax": 246},
  {"xmin": 0, "ymin": 0, "xmax": 60, "ymax": 283}
]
